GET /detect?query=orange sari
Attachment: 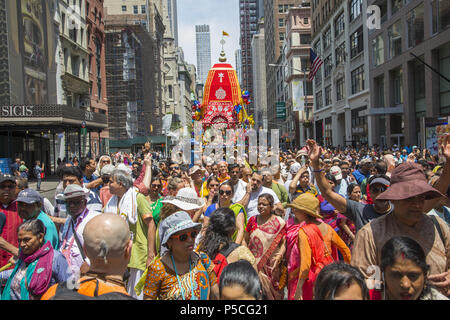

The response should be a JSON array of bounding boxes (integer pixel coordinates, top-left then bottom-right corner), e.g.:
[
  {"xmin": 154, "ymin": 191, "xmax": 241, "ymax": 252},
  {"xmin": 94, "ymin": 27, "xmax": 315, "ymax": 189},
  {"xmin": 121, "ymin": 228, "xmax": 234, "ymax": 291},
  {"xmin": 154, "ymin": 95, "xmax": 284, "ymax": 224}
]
[{"xmin": 246, "ymin": 215, "xmax": 287, "ymax": 300}]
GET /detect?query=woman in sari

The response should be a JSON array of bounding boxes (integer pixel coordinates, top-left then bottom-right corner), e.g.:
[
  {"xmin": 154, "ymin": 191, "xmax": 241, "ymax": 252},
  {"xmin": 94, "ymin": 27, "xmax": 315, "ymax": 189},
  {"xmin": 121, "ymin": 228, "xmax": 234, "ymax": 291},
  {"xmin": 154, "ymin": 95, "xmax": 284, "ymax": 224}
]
[
  {"xmin": 143, "ymin": 211, "xmax": 218, "ymax": 300},
  {"xmin": 1, "ymin": 219, "xmax": 71, "ymax": 300},
  {"xmin": 286, "ymin": 193, "xmax": 351, "ymax": 300},
  {"xmin": 244, "ymin": 194, "xmax": 286, "ymax": 300}
]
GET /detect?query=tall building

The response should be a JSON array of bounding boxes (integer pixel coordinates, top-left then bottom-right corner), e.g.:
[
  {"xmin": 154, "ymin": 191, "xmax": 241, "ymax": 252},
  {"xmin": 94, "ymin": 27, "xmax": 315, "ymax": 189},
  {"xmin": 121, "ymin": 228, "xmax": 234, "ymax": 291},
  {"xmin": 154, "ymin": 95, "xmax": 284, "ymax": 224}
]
[
  {"xmin": 239, "ymin": 0, "xmax": 262, "ymax": 115},
  {"xmin": 86, "ymin": 0, "xmax": 109, "ymax": 156},
  {"xmin": 368, "ymin": 0, "xmax": 450, "ymax": 148},
  {"xmin": 235, "ymin": 49, "xmax": 243, "ymax": 84},
  {"xmin": 252, "ymin": 19, "xmax": 267, "ymax": 130},
  {"xmin": 166, "ymin": 0, "xmax": 178, "ymax": 46},
  {"xmin": 264, "ymin": 0, "xmax": 302, "ymax": 131},
  {"xmin": 195, "ymin": 24, "xmax": 212, "ymax": 84},
  {"xmin": 285, "ymin": 5, "xmax": 313, "ymax": 146},
  {"xmin": 311, "ymin": 0, "xmax": 371, "ymax": 147}
]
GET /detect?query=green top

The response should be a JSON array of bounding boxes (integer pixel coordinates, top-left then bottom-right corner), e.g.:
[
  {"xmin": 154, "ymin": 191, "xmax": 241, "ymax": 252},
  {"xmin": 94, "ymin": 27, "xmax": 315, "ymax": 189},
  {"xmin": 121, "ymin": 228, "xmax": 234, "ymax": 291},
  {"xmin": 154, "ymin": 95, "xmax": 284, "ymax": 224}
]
[
  {"xmin": 271, "ymin": 181, "xmax": 289, "ymax": 207},
  {"xmin": 128, "ymin": 193, "xmax": 153, "ymax": 271}
]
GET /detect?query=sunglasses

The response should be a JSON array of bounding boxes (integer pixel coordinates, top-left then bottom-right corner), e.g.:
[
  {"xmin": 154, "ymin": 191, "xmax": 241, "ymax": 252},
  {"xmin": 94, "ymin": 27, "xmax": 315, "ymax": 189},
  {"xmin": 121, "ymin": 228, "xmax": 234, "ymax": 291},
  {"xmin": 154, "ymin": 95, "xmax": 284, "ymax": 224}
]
[
  {"xmin": 170, "ymin": 166, "xmax": 180, "ymax": 171},
  {"xmin": 0, "ymin": 184, "xmax": 15, "ymax": 190},
  {"xmin": 151, "ymin": 184, "xmax": 162, "ymax": 188},
  {"xmin": 171, "ymin": 230, "xmax": 198, "ymax": 242},
  {"xmin": 370, "ymin": 186, "xmax": 387, "ymax": 193},
  {"xmin": 219, "ymin": 190, "xmax": 232, "ymax": 196},
  {"xmin": 66, "ymin": 199, "xmax": 84, "ymax": 206}
]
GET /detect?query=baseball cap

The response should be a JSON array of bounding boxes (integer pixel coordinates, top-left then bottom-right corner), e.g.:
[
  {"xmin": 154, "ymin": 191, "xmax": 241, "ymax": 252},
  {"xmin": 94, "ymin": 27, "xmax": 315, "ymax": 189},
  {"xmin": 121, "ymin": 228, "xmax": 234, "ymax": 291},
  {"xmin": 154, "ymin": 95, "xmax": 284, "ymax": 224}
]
[
  {"xmin": 369, "ymin": 177, "xmax": 391, "ymax": 187},
  {"xmin": 329, "ymin": 166, "xmax": 343, "ymax": 180},
  {"xmin": 0, "ymin": 174, "xmax": 16, "ymax": 184},
  {"xmin": 17, "ymin": 189, "xmax": 42, "ymax": 204},
  {"xmin": 188, "ymin": 165, "xmax": 204, "ymax": 176}
]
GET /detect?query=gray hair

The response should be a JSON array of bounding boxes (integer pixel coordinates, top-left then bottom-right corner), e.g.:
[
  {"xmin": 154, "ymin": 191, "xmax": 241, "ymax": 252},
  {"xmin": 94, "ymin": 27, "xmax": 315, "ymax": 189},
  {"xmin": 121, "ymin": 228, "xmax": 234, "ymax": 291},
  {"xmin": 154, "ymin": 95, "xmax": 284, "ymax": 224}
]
[
  {"xmin": 111, "ymin": 169, "xmax": 133, "ymax": 190},
  {"xmin": 18, "ymin": 219, "xmax": 46, "ymax": 237},
  {"xmin": 167, "ymin": 177, "xmax": 184, "ymax": 190}
]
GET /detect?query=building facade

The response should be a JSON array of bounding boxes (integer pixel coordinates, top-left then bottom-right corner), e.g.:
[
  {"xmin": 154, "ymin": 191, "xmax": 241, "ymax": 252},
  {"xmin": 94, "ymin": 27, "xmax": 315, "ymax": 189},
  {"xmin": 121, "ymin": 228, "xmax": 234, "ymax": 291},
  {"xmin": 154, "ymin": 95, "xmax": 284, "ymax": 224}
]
[
  {"xmin": 86, "ymin": 0, "xmax": 109, "ymax": 157},
  {"xmin": 195, "ymin": 24, "xmax": 212, "ymax": 85},
  {"xmin": 368, "ymin": 0, "xmax": 450, "ymax": 148},
  {"xmin": 252, "ymin": 19, "xmax": 268, "ymax": 130},
  {"xmin": 264, "ymin": 0, "xmax": 302, "ymax": 131},
  {"xmin": 311, "ymin": 0, "xmax": 371, "ymax": 148},
  {"xmin": 285, "ymin": 5, "xmax": 314, "ymax": 147},
  {"xmin": 239, "ymin": 0, "xmax": 263, "ymax": 116},
  {"xmin": 0, "ymin": 0, "xmax": 108, "ymax": 173}
]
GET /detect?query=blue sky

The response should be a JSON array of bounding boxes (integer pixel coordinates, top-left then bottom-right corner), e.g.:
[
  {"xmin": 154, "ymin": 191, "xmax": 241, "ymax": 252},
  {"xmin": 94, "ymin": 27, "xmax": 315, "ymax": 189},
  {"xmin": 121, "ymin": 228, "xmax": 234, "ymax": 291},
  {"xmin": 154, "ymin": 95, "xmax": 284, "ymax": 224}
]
[{"xmin": 177, "ymin": 0, "xmax": 240, "ymax": 69}]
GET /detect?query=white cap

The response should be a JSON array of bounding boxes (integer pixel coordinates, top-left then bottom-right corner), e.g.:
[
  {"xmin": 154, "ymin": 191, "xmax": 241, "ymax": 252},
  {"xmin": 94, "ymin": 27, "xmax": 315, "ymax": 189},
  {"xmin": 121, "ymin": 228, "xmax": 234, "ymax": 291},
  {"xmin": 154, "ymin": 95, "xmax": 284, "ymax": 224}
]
[{"xmin": 330, "ymin": 166, "xmax": 343, "ymax": 180}]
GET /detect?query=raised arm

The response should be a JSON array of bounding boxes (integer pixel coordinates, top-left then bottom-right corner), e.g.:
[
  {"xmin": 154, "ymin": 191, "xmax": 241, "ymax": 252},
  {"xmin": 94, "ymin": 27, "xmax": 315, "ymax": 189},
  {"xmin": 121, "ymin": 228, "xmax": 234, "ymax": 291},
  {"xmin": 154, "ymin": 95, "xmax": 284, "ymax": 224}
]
[
  {"xmin": 424, "ymin": 134, "xmax": 450, "ymax": 212},
  {"xmin": 306, "ymin": 139, "xmax": 348, "ymax": 214}
]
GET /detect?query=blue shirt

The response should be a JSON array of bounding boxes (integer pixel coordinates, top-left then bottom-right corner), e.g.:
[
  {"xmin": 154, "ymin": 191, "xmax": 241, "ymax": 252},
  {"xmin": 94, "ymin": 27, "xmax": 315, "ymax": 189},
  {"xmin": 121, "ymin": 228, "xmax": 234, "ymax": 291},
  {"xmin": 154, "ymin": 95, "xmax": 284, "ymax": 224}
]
[
  {"xmin": 83, "ymin": 174, "xmax": 101, "ymax": 195},
  {"xmin": 352, "ymin": 169, "xmax": 369, "ymax": 185}
]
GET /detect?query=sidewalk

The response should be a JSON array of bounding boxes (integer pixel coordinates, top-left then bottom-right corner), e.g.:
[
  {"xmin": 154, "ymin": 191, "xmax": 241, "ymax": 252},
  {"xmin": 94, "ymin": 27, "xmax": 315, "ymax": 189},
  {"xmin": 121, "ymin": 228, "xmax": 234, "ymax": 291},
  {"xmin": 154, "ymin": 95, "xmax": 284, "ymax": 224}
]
[{"xmin": 27, "ymin": 175, "xmax": 60, "ymax": 192}]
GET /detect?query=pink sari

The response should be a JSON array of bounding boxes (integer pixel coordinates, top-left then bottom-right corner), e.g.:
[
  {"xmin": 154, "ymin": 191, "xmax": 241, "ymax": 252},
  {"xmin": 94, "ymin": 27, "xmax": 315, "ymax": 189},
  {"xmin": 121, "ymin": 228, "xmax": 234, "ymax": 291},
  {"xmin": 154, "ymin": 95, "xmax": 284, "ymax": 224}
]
[
  {"xmin": 286, "ymin": 217, "xmax": 304, "ymax": 300},
  {"xmin": 247, "ymin": 215, "xmax": 286, "ymax": 300}
]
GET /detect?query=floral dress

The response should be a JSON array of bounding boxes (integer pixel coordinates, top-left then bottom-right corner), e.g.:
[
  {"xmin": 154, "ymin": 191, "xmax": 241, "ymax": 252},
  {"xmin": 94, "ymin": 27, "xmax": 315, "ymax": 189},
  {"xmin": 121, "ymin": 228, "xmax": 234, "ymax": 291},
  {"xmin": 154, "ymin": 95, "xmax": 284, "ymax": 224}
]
[{"xmin": 143, "ymin": 251, "xmax": 216, "ymax": 300}]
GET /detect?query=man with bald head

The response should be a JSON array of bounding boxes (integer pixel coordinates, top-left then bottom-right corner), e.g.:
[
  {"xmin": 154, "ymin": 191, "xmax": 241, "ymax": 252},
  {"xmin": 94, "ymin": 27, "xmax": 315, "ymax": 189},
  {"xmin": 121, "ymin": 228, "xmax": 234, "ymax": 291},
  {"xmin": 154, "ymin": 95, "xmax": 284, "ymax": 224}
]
[{"xmin": 41, "ymin": 213, "xmax": 133, "ymax": 299}]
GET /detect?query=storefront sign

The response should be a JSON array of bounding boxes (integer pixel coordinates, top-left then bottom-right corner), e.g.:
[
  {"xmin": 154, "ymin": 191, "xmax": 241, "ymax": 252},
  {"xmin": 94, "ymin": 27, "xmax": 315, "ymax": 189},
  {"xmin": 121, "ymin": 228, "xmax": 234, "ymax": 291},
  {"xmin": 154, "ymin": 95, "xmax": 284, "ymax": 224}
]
[{"xmin": 1, "ymin": 105, "xmax": 34, "ymax": 117}]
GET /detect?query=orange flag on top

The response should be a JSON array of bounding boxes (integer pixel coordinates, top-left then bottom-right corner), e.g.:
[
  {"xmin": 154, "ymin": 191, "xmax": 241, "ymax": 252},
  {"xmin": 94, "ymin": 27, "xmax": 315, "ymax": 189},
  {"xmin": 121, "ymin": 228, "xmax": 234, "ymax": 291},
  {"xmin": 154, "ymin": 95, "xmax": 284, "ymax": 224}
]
[{"xmin": 222, "ymin": 31, "xmax": 229, "ymax": 37}]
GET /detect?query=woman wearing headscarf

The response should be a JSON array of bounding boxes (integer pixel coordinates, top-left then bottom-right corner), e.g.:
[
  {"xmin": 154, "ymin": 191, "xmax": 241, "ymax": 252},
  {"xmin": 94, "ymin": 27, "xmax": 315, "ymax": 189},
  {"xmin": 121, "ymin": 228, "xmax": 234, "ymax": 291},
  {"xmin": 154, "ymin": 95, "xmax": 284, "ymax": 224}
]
[
  {"xmin": 93, "ymin": 155, "xmax": 112, "ymax": 178},
  {"xmin": 143, "ymin": 211, "xmax": 218, "ymax": 300},
  {"xmin": 0, "ymin": 219, "xmax": 71, "ymax": 300}
]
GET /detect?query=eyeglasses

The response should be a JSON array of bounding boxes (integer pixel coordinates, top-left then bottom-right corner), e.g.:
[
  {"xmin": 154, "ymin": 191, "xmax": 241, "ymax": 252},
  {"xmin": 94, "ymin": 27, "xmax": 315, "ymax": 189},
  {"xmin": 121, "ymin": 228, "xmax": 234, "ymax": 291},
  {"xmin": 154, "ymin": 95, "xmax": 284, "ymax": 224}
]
[
  {"xmin": 170, "ymin": 166, "xmax": 179, "ymax": 171},
  {"xmin": 102, "ymin": 160, "xmax": 111, "ymax": 164},
  {"xmin": 171, "ymin": 230, "xmax": 198, "ymax": 242},
  {"xmin": 219, "ymin": 190, "xmax": 232, "ymax": 196},
  {"xmin": 370, "ymin": 186, "xmax": 387, "ymax": 193}
]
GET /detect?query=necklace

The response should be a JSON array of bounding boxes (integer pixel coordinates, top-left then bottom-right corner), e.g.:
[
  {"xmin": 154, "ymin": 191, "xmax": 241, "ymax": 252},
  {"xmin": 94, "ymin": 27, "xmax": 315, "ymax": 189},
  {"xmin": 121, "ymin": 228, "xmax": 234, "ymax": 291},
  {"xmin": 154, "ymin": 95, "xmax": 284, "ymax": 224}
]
[{"xmin": 171, "ymin": 254, "xmax": 196, "ymax": 300}]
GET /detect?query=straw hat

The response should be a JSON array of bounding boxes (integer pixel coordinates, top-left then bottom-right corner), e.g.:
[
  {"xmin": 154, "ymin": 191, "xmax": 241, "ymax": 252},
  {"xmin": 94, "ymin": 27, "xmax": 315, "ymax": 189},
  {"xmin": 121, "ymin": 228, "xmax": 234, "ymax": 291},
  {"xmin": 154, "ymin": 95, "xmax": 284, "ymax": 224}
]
[
  {"xmin": 161, "ymin": 188, "xmax": 206, "ymax": 211},
  {"xmin": 286, "ymin": 192, "xmax": 322, "ymax": 219}
]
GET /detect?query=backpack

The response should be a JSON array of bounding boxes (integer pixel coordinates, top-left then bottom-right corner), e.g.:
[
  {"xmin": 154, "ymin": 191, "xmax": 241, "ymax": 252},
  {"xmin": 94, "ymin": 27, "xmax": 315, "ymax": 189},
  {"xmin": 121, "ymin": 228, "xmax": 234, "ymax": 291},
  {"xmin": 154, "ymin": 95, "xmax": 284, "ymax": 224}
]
[
  {"xmin": 50, "ymin": 279, "xmax": 136, "ymax": 300},
  {"xmin": 213, "ymin": 242, "xmax": 240, "ymax": 283}
]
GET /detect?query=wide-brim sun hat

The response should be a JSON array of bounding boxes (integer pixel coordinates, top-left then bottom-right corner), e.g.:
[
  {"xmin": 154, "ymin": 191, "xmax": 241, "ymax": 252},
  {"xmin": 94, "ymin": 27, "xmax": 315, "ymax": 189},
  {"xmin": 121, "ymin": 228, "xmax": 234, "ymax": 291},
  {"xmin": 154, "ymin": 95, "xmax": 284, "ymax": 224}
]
[
  {"xmin": 56, "ymin": 184, "xmax": 90, "ymax": 201},
  {"xmin": 161, "ymin": 187, "xmax": 206, "ymax": 211},
  {"xmin": 286, "ymin": 192, "xmax": 322, "ymax": 219},
  {"xmin": 376, "ymin": 162, "xmax": 444, "ymax": 201},
  {"xmin": 160, "ymin": 211, "xmax": 202, "ymax": 247}
]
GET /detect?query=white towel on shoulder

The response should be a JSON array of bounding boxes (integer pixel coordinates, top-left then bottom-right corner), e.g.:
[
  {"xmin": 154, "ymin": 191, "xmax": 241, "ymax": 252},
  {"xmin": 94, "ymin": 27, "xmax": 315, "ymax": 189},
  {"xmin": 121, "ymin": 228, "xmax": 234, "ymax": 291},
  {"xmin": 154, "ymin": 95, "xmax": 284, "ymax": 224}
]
[{"xmin": 104, "ymin": 187, "xmax": 139, "ymax": 225}]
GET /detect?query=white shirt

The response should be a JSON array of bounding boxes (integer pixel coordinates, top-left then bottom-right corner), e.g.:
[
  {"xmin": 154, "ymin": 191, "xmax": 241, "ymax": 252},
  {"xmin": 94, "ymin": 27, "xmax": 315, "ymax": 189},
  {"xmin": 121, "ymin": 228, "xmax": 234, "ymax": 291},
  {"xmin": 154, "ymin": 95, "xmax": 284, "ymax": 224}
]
[
  {"xmin": 60, "ymin": 209, "xmax": 102, "ymax": 275},
  {"xmin": 234, "ymin": 186, "xmax": 280, "ymax": 221},
  {"xmin": 232, "ymin": 179, "xmax": 247, "ymax": 203}
]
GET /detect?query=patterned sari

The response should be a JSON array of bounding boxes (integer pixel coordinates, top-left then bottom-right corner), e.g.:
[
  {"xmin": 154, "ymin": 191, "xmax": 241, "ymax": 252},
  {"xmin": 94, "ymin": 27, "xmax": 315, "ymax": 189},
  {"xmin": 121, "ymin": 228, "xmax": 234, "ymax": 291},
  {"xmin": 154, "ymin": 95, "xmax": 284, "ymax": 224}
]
[
  {"xmin": 143, "ymin": 251, "xmax": 216, "ymax": 300},
  {"xmin": 246, "ymin": 215, "xmax": 287, "ymax": 300}
]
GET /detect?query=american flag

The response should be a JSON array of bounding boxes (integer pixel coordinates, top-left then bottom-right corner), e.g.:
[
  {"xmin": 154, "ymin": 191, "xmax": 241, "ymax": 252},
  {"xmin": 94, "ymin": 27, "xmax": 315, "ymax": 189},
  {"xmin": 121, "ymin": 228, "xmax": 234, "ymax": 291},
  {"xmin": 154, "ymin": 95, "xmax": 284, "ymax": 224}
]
[{"xmin": 308, "ymin": 48, "xmax": 323, "ymax": 81}]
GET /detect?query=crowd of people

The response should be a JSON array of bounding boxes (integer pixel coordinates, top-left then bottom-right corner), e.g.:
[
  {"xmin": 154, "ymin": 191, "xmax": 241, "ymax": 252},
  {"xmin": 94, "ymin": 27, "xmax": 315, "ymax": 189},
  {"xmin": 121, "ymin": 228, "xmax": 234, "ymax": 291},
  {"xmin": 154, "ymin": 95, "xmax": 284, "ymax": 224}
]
[{"xmin": 0, "ymin": 139, "xmax": 449, "ymax": 301}]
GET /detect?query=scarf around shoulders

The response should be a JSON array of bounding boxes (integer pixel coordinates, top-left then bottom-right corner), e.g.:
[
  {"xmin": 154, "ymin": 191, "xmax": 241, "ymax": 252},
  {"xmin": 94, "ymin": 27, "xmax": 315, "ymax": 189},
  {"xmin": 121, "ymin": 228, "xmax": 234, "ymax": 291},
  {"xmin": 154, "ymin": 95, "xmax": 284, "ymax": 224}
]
[{"xmin": 1, "ymin": 241, "xmax": 54, "ymax": 300}]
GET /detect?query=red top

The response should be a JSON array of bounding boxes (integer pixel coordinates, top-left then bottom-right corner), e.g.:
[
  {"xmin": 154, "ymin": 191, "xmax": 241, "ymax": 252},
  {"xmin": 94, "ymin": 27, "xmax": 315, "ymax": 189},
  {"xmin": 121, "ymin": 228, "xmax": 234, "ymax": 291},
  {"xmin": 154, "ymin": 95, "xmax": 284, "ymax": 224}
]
[{"xmin": 0, "ymin": 201, "xmax": 22, "ymax": 268}]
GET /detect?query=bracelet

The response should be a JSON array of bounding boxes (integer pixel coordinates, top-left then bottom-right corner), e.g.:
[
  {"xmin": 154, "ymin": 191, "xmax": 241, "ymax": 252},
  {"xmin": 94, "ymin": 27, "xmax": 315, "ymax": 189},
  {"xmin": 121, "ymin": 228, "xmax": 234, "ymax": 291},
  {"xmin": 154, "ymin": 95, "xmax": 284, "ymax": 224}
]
[{"xmin": 312, "ymin": 169, "xmax": 322, "ymax": 173}]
